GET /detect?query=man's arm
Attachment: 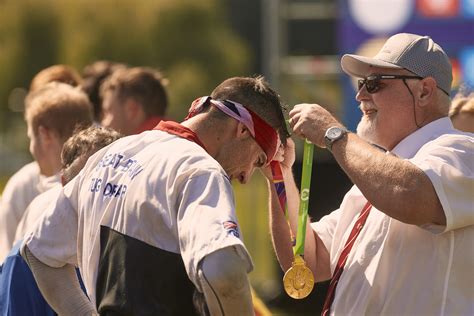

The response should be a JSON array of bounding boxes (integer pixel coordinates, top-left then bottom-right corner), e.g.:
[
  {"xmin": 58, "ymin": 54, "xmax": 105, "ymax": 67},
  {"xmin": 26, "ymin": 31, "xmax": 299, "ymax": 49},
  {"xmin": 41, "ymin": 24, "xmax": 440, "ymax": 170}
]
[
  {"xmin": 289, "ymin": 103, "xmax": 445, "ymax": 226},
  {"xmin": 264, "ymin": 139, "xmax": 331, "ymax": 282},
  {"xmin": 331, "ymin": 133, "xmax": 445, "ymax": 225},
  {"xmin": 21, "ymin": 245, "xmax": 97, "ymax": 316},
  {"xmin": 197, "ymin": 246, "xmax": 253, "ymax": 316}
]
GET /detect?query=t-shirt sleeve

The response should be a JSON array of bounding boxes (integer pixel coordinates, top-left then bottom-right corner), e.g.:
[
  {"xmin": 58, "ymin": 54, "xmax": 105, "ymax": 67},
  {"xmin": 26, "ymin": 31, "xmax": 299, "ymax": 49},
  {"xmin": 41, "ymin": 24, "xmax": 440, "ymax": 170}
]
[
  {"xmin": 410, "ymin": 135, "xmax": 474, "ymax": 233},
  {"xmin": 176, "ymin": 170, "xmax": 253, "ymax": 290},
  {"xmin": 312, "ymin": 208, "xmax": 342, "ymax": 255},
  {"xmin": 23, "ymin": 177, "xmax": 80, "ymax": 267}
]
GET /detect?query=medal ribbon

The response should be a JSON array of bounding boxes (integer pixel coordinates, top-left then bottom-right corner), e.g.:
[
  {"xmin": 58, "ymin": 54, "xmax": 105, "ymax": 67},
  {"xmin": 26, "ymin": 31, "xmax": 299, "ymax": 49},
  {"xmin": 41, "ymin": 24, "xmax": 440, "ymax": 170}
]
[
  {"xmin": 270, "ymin": 139, "xmax": 314, "ymax": 255},
  {"xmin": 294, "ymin": 139, "xmax": 314, "ymax": 256}
]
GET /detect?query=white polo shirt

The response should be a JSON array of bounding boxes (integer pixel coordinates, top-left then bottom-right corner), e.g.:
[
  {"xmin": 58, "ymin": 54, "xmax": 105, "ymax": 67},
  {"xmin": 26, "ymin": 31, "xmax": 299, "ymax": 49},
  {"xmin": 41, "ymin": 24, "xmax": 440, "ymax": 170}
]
[
  {"xmin": 24, "ymin": 128, "xmax": 253, "ymax": 308},
  {"xmin": 313, "ymin": 118, "xmax": 474, "ymax": 315}
]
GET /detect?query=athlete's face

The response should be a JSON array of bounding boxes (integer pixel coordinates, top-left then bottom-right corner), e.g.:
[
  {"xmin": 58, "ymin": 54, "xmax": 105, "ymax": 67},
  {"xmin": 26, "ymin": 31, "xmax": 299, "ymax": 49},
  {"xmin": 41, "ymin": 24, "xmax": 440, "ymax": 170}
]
[{"xmin": 216, "ymin": 134, "xmax": 267, "ymax": 184}]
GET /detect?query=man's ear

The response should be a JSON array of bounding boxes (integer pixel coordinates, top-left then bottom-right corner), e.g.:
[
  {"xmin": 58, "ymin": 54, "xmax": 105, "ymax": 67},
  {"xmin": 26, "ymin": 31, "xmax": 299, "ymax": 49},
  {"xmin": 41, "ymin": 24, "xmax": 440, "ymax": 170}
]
[
  {"xmin": 418, "ymin": 77, "xmax": 437, "ymax": 106},
  {"xmin": 124, "ymin": 98, "xmax": 144, "ymax": 120},
  {"xmin": 235, "ymin": 121, "xmax": 252, "ymax": 140},
  {"xmin": 37, "ymin": 125, "xmax": 55, "ymax": 144}
]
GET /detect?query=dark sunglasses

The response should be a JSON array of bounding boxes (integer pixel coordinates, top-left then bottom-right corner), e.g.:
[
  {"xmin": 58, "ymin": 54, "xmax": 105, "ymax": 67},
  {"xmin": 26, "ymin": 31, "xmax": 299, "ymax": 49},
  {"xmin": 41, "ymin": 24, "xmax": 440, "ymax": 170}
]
[{"xmin": 357, "ymin": 75, "xmax": 423, "ymax": 94}]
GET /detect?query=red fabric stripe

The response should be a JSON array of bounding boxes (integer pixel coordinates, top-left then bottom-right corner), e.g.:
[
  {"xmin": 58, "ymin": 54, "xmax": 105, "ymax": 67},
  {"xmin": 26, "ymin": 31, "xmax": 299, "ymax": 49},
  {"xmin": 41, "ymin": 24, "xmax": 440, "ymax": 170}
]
[
  {"xmin": 248, "ymin": 109, "xmax": 278, "ymax": 163},
  {"xmin": 321, "ymin": 201, "xmax": 372, "ymax": 316},
  {"xmin": 153, "ymin": 120, "xmax": 208, "ymax": 151}
]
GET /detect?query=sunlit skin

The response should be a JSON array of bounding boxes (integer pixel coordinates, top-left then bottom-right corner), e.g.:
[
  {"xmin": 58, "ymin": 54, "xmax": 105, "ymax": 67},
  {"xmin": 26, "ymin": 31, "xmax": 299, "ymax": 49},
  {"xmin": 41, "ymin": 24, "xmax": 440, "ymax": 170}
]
[
  {"xmin": 101, "ymin": 91, "xmax": 130, "ymax": 135},
  {"xmin": 215, "ymin": 134, "xmax": 267, "ymax": 184},
  {"xmin": 27, "ymin": 123, "xmax": 62, "ymax": 177},
  {"xmin": 182, "ymin": 115, "xmax": 268, "ymax": 185},
  {"xmin": 355, "ymin": 67, "xmax": 424, "ymax": 150}
]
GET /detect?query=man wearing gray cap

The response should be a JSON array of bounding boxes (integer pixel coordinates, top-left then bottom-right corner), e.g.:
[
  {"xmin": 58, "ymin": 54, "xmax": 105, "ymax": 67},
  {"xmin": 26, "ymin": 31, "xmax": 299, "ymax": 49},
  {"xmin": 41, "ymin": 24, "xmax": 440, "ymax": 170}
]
[{"xmin": 268, "ymin": 33, "xmax": 473, "ymax": 315}]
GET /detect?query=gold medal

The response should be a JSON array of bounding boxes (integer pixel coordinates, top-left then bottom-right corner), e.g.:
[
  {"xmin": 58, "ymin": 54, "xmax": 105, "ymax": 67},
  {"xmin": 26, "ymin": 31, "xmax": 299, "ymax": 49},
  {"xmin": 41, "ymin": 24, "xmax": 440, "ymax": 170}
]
[{"xmin": 283, "ymin": 255, "xmax": 314, "ymax": 299}]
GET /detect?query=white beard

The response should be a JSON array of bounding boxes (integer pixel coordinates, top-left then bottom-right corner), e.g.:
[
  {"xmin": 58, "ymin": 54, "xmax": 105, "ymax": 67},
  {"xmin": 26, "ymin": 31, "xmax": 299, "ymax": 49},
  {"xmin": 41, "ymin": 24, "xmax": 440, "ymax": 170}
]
[{"xmin": 356, "ymin": 116, "xmax": 378, "ymax": 145}]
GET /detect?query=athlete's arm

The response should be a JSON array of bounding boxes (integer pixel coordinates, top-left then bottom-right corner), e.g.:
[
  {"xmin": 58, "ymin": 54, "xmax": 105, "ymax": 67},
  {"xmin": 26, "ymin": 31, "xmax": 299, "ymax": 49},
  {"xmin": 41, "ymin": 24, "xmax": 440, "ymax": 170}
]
[
  {"xmin": 21, "ymin": 245, "xmax": 97, "ymax": 316},
  {"xmin": 262, "ymin": 139, "xmax": 331, "ymax": 281},
  {"xmin": 197, "ymin": 246, "xmax": 253, "ymax": 316}
]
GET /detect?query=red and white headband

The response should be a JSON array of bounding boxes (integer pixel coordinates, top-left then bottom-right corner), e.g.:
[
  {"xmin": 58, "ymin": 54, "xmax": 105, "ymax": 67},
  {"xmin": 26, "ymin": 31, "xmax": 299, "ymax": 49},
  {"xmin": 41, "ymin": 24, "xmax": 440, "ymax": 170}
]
[{"xmin": 186, "ymin": 96, "xmax": 280, "ymax": 164}]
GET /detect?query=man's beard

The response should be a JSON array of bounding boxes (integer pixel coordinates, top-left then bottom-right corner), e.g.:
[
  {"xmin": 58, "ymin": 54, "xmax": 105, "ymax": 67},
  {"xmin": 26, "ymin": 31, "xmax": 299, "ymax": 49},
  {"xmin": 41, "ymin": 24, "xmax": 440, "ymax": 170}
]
[{"xmin": 356, "ymin": 116, "xmax": 378, "ymax": 145}]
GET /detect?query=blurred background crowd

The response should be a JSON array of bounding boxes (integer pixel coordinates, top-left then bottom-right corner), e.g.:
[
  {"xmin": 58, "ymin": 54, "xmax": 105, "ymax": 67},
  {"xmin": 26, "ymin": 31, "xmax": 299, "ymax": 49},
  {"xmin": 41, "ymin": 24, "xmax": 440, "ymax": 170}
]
[{"xmin": 0, "ymin": 0, "xmax": 472, "ymax": 314}]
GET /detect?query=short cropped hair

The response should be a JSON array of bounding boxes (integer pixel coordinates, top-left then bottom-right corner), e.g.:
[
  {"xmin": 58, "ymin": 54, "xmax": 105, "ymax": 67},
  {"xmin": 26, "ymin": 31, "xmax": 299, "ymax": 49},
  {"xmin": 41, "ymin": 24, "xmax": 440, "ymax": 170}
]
[
  {"xmin": 100, "ymin": 67, "xmax": 168, "ymax": 117},
  {"xmin": 61, "ymin": 126, "xmax": 122, "ymax": 182},
  {"xmin": 25, "ymin": 82, "xmax": 93, "ymax": 142},
  {"xmin": 81, "ymin": 61, "xmax": 128, "ymax": 120},
  {"xmin": 210, "ymin": 76, "xmax": 289, "ymax": 144},
  {"xmin": 30, "ymin": 65, "xmax": 82, "ymax": 92}
]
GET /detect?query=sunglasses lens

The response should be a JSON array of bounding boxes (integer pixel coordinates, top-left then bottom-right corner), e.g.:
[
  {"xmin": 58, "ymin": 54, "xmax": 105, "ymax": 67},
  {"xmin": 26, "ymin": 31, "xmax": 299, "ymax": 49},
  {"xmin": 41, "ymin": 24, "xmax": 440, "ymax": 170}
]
[
  {"xmin": 365, "ymin": 78, "xmax": 379, "ymax": 93},
  {"xmin": 357, "ymin": 79, "xmax": 365, "ymax": 91}
]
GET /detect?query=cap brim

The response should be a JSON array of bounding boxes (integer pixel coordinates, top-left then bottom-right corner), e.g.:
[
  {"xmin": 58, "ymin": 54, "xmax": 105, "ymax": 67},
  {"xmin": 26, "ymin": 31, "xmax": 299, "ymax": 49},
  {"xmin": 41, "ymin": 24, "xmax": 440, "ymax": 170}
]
[{"xmin": 341, "ymin": 54, "xmax": 403, "ymax": 78}]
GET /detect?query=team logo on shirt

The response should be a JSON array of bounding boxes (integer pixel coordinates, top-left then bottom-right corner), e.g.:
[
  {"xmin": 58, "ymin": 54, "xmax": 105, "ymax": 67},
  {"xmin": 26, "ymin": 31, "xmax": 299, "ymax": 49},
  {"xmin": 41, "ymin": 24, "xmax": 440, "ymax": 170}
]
[{"xmin": 223, "ymin": 221, "xmax": 240, "ymax": 238}]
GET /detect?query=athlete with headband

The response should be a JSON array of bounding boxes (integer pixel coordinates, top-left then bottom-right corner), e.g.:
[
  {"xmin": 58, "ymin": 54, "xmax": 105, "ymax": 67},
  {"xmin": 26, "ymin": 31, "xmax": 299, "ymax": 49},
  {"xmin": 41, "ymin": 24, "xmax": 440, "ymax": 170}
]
[
  {"xmin": 21, "ymin": 76, "xmax": 288, "ymax": 315},
  {"xmin": 269, "ymin": 33, "xmax": 473, "ymax": 315}
]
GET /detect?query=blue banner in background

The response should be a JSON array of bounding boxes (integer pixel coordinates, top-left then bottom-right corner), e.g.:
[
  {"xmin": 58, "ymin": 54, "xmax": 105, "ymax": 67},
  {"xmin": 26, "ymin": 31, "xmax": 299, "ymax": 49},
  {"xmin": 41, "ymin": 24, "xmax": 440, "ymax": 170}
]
[{"xmin": 338, "ymin": 0, "xmax": 474, "ymax": 130}]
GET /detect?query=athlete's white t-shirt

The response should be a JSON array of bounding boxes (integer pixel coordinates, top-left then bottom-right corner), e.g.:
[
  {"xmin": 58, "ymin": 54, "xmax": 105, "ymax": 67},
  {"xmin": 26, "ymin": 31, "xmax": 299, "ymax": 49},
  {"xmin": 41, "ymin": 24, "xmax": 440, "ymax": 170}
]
[
  {"xmin": 0, "ymin": 162, "xmax": 59, "ymax": 263},
  {"xmin": 14, "ymin": 184, "xmax": 62, "ymax": 243},
  {"xmin": 312, "ymin": 118, "xmax": 474, "ymax": 315},
  {"xmin": 25, "ymin": 128, "xmax": 253, "ymax": 307}
]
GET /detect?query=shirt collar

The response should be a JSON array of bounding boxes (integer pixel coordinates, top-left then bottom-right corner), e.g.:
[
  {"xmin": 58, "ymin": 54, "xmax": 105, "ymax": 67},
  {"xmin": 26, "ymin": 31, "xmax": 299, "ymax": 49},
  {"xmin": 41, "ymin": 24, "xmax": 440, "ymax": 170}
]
[
  {"xmin": 391, "ymin": 117, "xmax": 454, "ymax": 159},
  {"xmin": 154, "ymin": 120, "xmax": 208, "ymax": 151}
]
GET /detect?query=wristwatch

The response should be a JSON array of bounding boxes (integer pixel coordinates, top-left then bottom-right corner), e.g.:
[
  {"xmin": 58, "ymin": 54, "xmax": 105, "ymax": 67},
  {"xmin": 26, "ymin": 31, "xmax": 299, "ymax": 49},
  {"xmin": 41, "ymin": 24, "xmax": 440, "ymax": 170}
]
[{"xmin": 324, "ymin": 126, "xmax": 348, "ymax": 151}]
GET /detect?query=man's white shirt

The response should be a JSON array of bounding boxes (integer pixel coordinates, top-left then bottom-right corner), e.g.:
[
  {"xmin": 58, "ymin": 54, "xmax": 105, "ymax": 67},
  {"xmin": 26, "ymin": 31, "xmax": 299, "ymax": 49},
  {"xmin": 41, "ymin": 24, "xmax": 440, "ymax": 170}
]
[
  {"xmin": 313, "ymin": 118, "xmax": 474, "ymax": 315},
  {"xmin": 24, "ymin": 130, "xmax": 253, "ymax": 307}
]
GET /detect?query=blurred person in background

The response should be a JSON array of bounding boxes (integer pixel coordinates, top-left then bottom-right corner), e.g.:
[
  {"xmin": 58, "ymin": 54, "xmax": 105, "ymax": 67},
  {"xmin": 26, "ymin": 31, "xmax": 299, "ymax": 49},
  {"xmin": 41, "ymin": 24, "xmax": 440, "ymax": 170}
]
[
  {"xmin": 449, "ymin": 91, "xmax": 474, "ymax": 133},
  {"xmin": 29, "ymin": 64, "xmax": 82, "ymax": 93},
  {"xmin": 269, "ymin": 33, "xmax": 473, "ymax": 315},
  {"xmin": 0, "ymin": 126, "xmax": 122, "ymax": 316},
  {"xmin": 22, "ymin": 76, "xmax": 288, "ymax": 316},
  {"xmin": 0, "ymin": 65, "xmax": 84, "ymax": 263},
  {"xmin": 81, "ymin": 60, "xmax": 128, "ymax": 122},
  {"xmin": 100, "ymin": 66, "xmax": 168, "ymax": 135},
  {"xmin": 0, "ymin": 82, "xmax": 93, "ymax": 263},
  {"xmin": 15, "ymin": 126, "xmax": 123, "ymax": 242}
]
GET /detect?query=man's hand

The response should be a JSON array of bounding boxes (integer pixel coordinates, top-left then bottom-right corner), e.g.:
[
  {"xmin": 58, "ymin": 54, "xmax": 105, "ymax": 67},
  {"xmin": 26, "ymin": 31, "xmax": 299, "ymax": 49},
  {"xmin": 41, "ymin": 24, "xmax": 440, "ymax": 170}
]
[
  {"xmin": 261, "ymin": 138, "xmax": 296, "ymax": 180},
  {"xmin": 289, "ymin": 103, "xmax": 343, "ymax": 147}
]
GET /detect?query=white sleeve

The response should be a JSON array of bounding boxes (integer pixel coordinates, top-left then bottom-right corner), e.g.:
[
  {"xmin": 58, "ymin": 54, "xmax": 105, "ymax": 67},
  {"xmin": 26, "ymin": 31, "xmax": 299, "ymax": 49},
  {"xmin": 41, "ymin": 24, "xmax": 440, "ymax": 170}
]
[
  {"xmin": 410, "ymin": 134, "xmax": 474, "ymax": 232},
  {"xmin": 23, "ymin": 177, "xmax": 80, "ymax": 267},
  {"xmin": 311, "ymin": 208, "xmax": 342, "ymax": 256},
  {"xmin": 176, "ymin": 171, "xmax": 253, "ymax": 290}
]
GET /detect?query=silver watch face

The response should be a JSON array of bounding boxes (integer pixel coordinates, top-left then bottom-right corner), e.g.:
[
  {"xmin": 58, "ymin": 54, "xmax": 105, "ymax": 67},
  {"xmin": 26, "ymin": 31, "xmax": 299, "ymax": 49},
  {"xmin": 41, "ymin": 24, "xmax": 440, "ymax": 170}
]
[{"xmin": 327, "ymin": 128, "xmax": 343, "ymax": 139}]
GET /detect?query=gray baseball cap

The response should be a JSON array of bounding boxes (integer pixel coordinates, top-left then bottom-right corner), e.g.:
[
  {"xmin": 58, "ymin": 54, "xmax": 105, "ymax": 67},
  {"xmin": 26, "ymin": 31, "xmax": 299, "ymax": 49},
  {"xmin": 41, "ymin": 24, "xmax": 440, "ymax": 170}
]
[{"xmin": 341, "ymin": 33, "xmax": 452, "ymax": 95}]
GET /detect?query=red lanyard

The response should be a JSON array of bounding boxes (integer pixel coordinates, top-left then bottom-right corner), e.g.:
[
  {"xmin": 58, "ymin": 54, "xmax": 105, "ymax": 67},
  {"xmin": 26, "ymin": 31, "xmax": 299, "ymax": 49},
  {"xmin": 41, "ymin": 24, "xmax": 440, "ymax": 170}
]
[{"xmin": 321, "ymin": 201, "xmax": 373, "ymax": 316}]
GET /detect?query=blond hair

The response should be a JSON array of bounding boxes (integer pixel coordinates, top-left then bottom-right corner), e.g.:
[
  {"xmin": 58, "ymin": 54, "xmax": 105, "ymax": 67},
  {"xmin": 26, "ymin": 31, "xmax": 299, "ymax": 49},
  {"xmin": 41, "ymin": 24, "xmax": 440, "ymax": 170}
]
[{"xmin": 25, "ymin": 82, "xmax": 93, "ymax": 142}]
